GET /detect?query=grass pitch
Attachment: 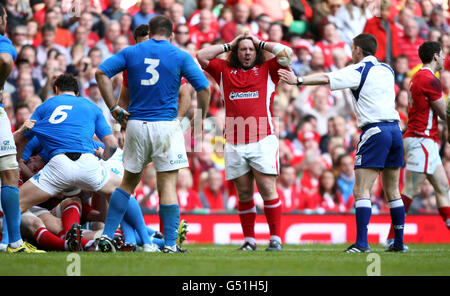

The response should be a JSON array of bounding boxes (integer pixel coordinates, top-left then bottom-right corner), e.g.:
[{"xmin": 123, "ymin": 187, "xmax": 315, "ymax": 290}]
[{"xmin": 0, "ymin": 243, "xmax": 449, "ymax": 276}]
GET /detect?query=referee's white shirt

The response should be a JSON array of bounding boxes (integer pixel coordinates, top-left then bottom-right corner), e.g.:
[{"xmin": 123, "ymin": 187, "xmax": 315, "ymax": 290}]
[{"xmin": 326, "ymin": 55, "xmax": 400, "ymax": 128}]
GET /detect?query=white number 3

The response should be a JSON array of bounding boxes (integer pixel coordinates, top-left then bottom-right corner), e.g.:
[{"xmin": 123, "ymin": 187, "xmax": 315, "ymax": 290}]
[
  {"xmin": 141, "ymin": 58, "xmax": 160, "ymax": 86},
  {"xmin": 49, "ymin": 105, "xmax": 73, "ymax": 124}
]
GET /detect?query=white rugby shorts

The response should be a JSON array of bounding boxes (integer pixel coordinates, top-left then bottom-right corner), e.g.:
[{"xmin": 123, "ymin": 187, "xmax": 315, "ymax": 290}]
[
  {"xmin": 0, "ymin": 106, "xmax": 17, "ymax": 158},
  {"xmin": 123, "ymin": 119, "xmax": 189, "ymax": 173},
  {"xmin": 225, "ymin": 135, "xmax": 279, "ymax": 180},
  {"xmin": 404, "ymin": 137, "xmax": 442, "ymax": 175},
  {"xmin": 30, "ymin": 153, "xmax": 110, "ymax": 196}
]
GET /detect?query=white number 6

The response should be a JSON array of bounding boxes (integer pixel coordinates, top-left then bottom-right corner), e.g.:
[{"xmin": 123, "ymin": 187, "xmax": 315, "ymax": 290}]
[
  {"xmin": 49, "ymin": 105, "xmax": 73, "ymax": 124},
  {"xmin": 141, "ymin": 58, "xmax": 160, "ymax": 86}
]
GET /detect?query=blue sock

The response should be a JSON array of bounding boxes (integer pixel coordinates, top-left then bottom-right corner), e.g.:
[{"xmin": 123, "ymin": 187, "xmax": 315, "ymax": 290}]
[
  {"xmin": 123, "ymin": 197, "xmax": 151, "ymax": 245},
  {"xmin": 134, "ymin": 227, "xmax": 158, "ymax": 246},
  {"xmin": 146, "ymin": 226, "xmax": 156, "ymax": 237},
  {"xmin": 389, "ymin": 199, "xmax": 405, "ymax": 248},
  {"xmin": 1, "ymin": 215, "xmax": 8, "ymax": 245},
  {"xmin": 103, "ymin": 188, "xmax": 130, "ymax": 239},
  {"xmin": 151, "ymin": 237, "xmax": 165, "ymax": 249},
  {"xmin": 1, "ymin": 186, "xmax": 22, "ymax": 245},
  {"xmin": 355, "ymin": 199, "xmax": 372, "ymax": 249},
  {"xmin": 159, "ymin": 204, "xmax": 180, "ymax": 247},
  {"xmin": 120, "ymin": 219, "xmax": 136, "ymax": 244},
  {"xmin": 135, "ymin": 230, "xmax": 142, "ymax": 246}
]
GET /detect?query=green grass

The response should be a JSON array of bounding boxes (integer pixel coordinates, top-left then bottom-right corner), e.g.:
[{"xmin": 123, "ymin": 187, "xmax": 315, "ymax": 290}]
[{"xmin": 0, "ymin": 244, "xmax": 449, "ymax": 276}]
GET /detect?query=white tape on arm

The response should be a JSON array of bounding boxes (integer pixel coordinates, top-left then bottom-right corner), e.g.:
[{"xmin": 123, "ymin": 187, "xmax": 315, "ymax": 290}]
[{"xmin": 272, "ymin": 43, "xmax": 293, "ymax": 66}]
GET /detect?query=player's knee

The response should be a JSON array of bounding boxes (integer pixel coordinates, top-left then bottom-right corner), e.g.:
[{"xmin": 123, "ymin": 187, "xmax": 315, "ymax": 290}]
[
  {"xmin": 21, "ymin": 211, "xmax": 43, "ymax": 233},
  {"xmin": 402, "ymin": 182, "xmax": 421, "ymax": 198},
  {"xmin": 0, "ymin": 156, "xmax": 19, "ymax": 185}
]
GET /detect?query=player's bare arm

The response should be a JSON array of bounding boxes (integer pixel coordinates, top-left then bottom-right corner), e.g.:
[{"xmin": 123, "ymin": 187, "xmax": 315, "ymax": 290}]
[
  {"xmin": 13, "ymin": 119, "xmax": 36, "ymax": 160},
  {"xmin": 99, "ymin": 134, "xmax": 118, "ymax": 161},
  {"xmin": 117, "ymin": 85, "xmax": 129, "ymax": 112},
  {"xmin": 0, "ymin": 52, "xmax": 13, "ymax": 91},
  {"xmin": 430, "ymin": 97, "xmax": 447, "ymax": 121},
  {"xmin": 177, "ymin": 83, "xmax": 192, "ymax": 119},
  {"xmin": 278, "ymin": 68, "xmax": 330, "ymax": 86},
  {"xmin": 95, "ymin": 69, "xmax": 130, "ymax": 125}
]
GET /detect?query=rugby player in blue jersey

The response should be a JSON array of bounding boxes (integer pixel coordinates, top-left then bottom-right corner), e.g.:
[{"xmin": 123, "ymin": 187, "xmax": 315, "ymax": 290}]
[
  {"xmin": 14, "ymin": 74, "xmax": 122, "ymax": 246},
  {"xmin": 96, "ymin": 15, "xmax": 210, "ymax": 253}
]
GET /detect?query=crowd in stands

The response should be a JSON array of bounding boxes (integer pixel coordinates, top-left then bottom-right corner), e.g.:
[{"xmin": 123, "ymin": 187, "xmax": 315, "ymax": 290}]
[{"xmin": 2, "ymin": 0, "xmax": 449, "ymax": 215}]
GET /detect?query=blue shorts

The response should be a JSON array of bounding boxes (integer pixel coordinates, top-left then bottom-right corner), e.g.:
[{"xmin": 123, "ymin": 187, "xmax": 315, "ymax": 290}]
[{"xmin": 354, "ymin": 122, "xmax": 404, "ymax": 169}]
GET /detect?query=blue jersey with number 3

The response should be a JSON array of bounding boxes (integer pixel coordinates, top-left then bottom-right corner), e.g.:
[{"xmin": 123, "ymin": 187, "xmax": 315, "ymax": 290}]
[
  {"xmin": 98, "ymin": 38, "xmax": 209, "ymax": 121},
  {"xmin": 25, "ymin": 94, "xmax": 112, "ymax": 160}
]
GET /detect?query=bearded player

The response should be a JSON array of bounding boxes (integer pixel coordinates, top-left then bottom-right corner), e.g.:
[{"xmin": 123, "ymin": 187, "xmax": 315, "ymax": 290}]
[{"xmin": 197, "ymin": 32, "xmax": 292, "ymax": 251}]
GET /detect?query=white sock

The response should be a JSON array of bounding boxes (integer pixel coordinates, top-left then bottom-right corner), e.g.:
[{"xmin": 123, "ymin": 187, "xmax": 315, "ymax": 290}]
[
  {"xmin": 10, "ymin": 239, "xmax": 24, "ymax": 249},
  {"xmin": 245, "ymin": 237, "xmax": 256, "ymax": 245}
]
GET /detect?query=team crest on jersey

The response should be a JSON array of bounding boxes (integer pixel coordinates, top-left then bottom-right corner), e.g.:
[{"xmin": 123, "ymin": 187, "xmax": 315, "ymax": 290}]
[
  {"xmin": 230, "ymin": 70, "xmax": 237, "ymax": 75},
  {"xmin": 251, "ymin": 67, "xmax": 259, "ymax": 76},
  {"xmin": 355, "ymin": 155, "xmax": 362, "ymax": 166},
  {"xmin": 229, "ymin": 91, "xmax": 259, "ymax": 100}
]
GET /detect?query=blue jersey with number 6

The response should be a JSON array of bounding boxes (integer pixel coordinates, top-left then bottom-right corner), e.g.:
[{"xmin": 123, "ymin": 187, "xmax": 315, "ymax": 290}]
[
  {"xmin": 25, "ymin": 94, "xmax": 112, "ymax": 160},
  {"xmin": 98, "ymin": 38, "xmax": 209, "ymax": 121}
]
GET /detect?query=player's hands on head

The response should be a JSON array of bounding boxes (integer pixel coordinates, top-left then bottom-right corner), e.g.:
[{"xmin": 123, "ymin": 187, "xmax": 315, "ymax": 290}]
[
  {"xmin": 278, "ymin": 68, "xmax": 298, "ymax": 85},
  {"xmin": 230, "ymin": 33, "xmax": 245, "ymax": 48},
  {"xmin": 244, "ymin": 31, "xmax": 260, "ymax": 48}
]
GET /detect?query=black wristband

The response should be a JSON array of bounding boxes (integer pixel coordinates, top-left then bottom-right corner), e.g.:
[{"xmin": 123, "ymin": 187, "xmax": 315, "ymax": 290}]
[
  {"xmin": 258, "ymin": 41, "xmax": 266, "ymax": 50},
  {"xmin": 223, "ymin": 43, "xmax": 231, "ymax": 52}
]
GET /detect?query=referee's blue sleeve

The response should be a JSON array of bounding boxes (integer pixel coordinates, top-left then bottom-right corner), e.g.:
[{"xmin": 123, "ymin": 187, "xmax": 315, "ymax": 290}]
[
  {"xmin": 98, "ymin": 49, "xmax": 127, "ymax": 78},
  {"xmin": 181, "ymin": 53, "xmax": 209, "ymax": 92}
]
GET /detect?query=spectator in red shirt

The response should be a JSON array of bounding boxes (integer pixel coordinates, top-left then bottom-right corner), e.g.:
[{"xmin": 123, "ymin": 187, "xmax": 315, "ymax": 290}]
[
  {"xmin": 167, "ymin": 2, "xmax": 186, "ymax": 30},
  {"xmin": 298, "ymin": 153, "xmax": 326, "ymax": 212},
  {"xmin": 177, "ymin": 168, "xmax": 205, "ymax": 213},
  {"xmin": 35, "ymin": 7, "xmax": 73, "ymax": 48},
  {"xmin": 318, "ymin": 170, "xmax": 346, "ymax": 213},
  {"xmin": 187, "ymin": 0, "xmax": 218, "ymax": 30},
  {"xmin": 200, "ymin": 168, "xmax": 226, "ymax": 213},
  {"xmin": 276, "ymin": 164, "xmax": 301, "ymax": 213},
  {"xmin": 220, "ymin": 2, "xmax": 250, "ymax": 43},
  {"xmin": 397, "ymin": 18, "xmax": 424, "ymax": 69},
  {"xmin": 363, "ymin": 0, "xmax": 399, "ymax": 65},
  {"xmin": 79, "ymin": 12, "xmax": 101, "ymax": 49},
  {"xmin": 120, "ymin": 13, "xmax": 134, "ymax": 45},
  {"xmin": 267, "ymin": 21, "xmax": 290, "ymax": 47},
  {"xmin": 314, "ymin": 22, "xmax": 352, "ymax": 70},
  {"xmin": 189, "ymin": 9, "xmax": 218, "ymax": 50},
  {"xmin": 172, "ymin": 23, "xmax": 190, "ymax": 48}
]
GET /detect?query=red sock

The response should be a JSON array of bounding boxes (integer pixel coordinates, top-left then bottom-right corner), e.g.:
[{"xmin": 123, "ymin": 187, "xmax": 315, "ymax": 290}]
[
  {"xmin": 62, "ymin": 202, "xmax": 81, "ymax": 234},
  {"xmin": 81, "ymin": 237, "xmax": 90, "ymax": 248},
  {"xmin": 81, "ymin": 202, "xmax": 95, "ymax": 222},
  {"xmin": 263, "ymin": 198, "xmax": 282, "ymax": 241},
  {"xmin": 438, "ymin": 207, "xmax": 450, "ymax": 230},
  {"xmin": 34, "ymin": 227, "xmax": 66, "ymax": 251},
  {"xmin": 238, "ymin": 200, "xmax": 256, "ymax": 240},
  {"xmin": 387, "ymin": 194, "xmax": 413, "ymax": 240}
]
